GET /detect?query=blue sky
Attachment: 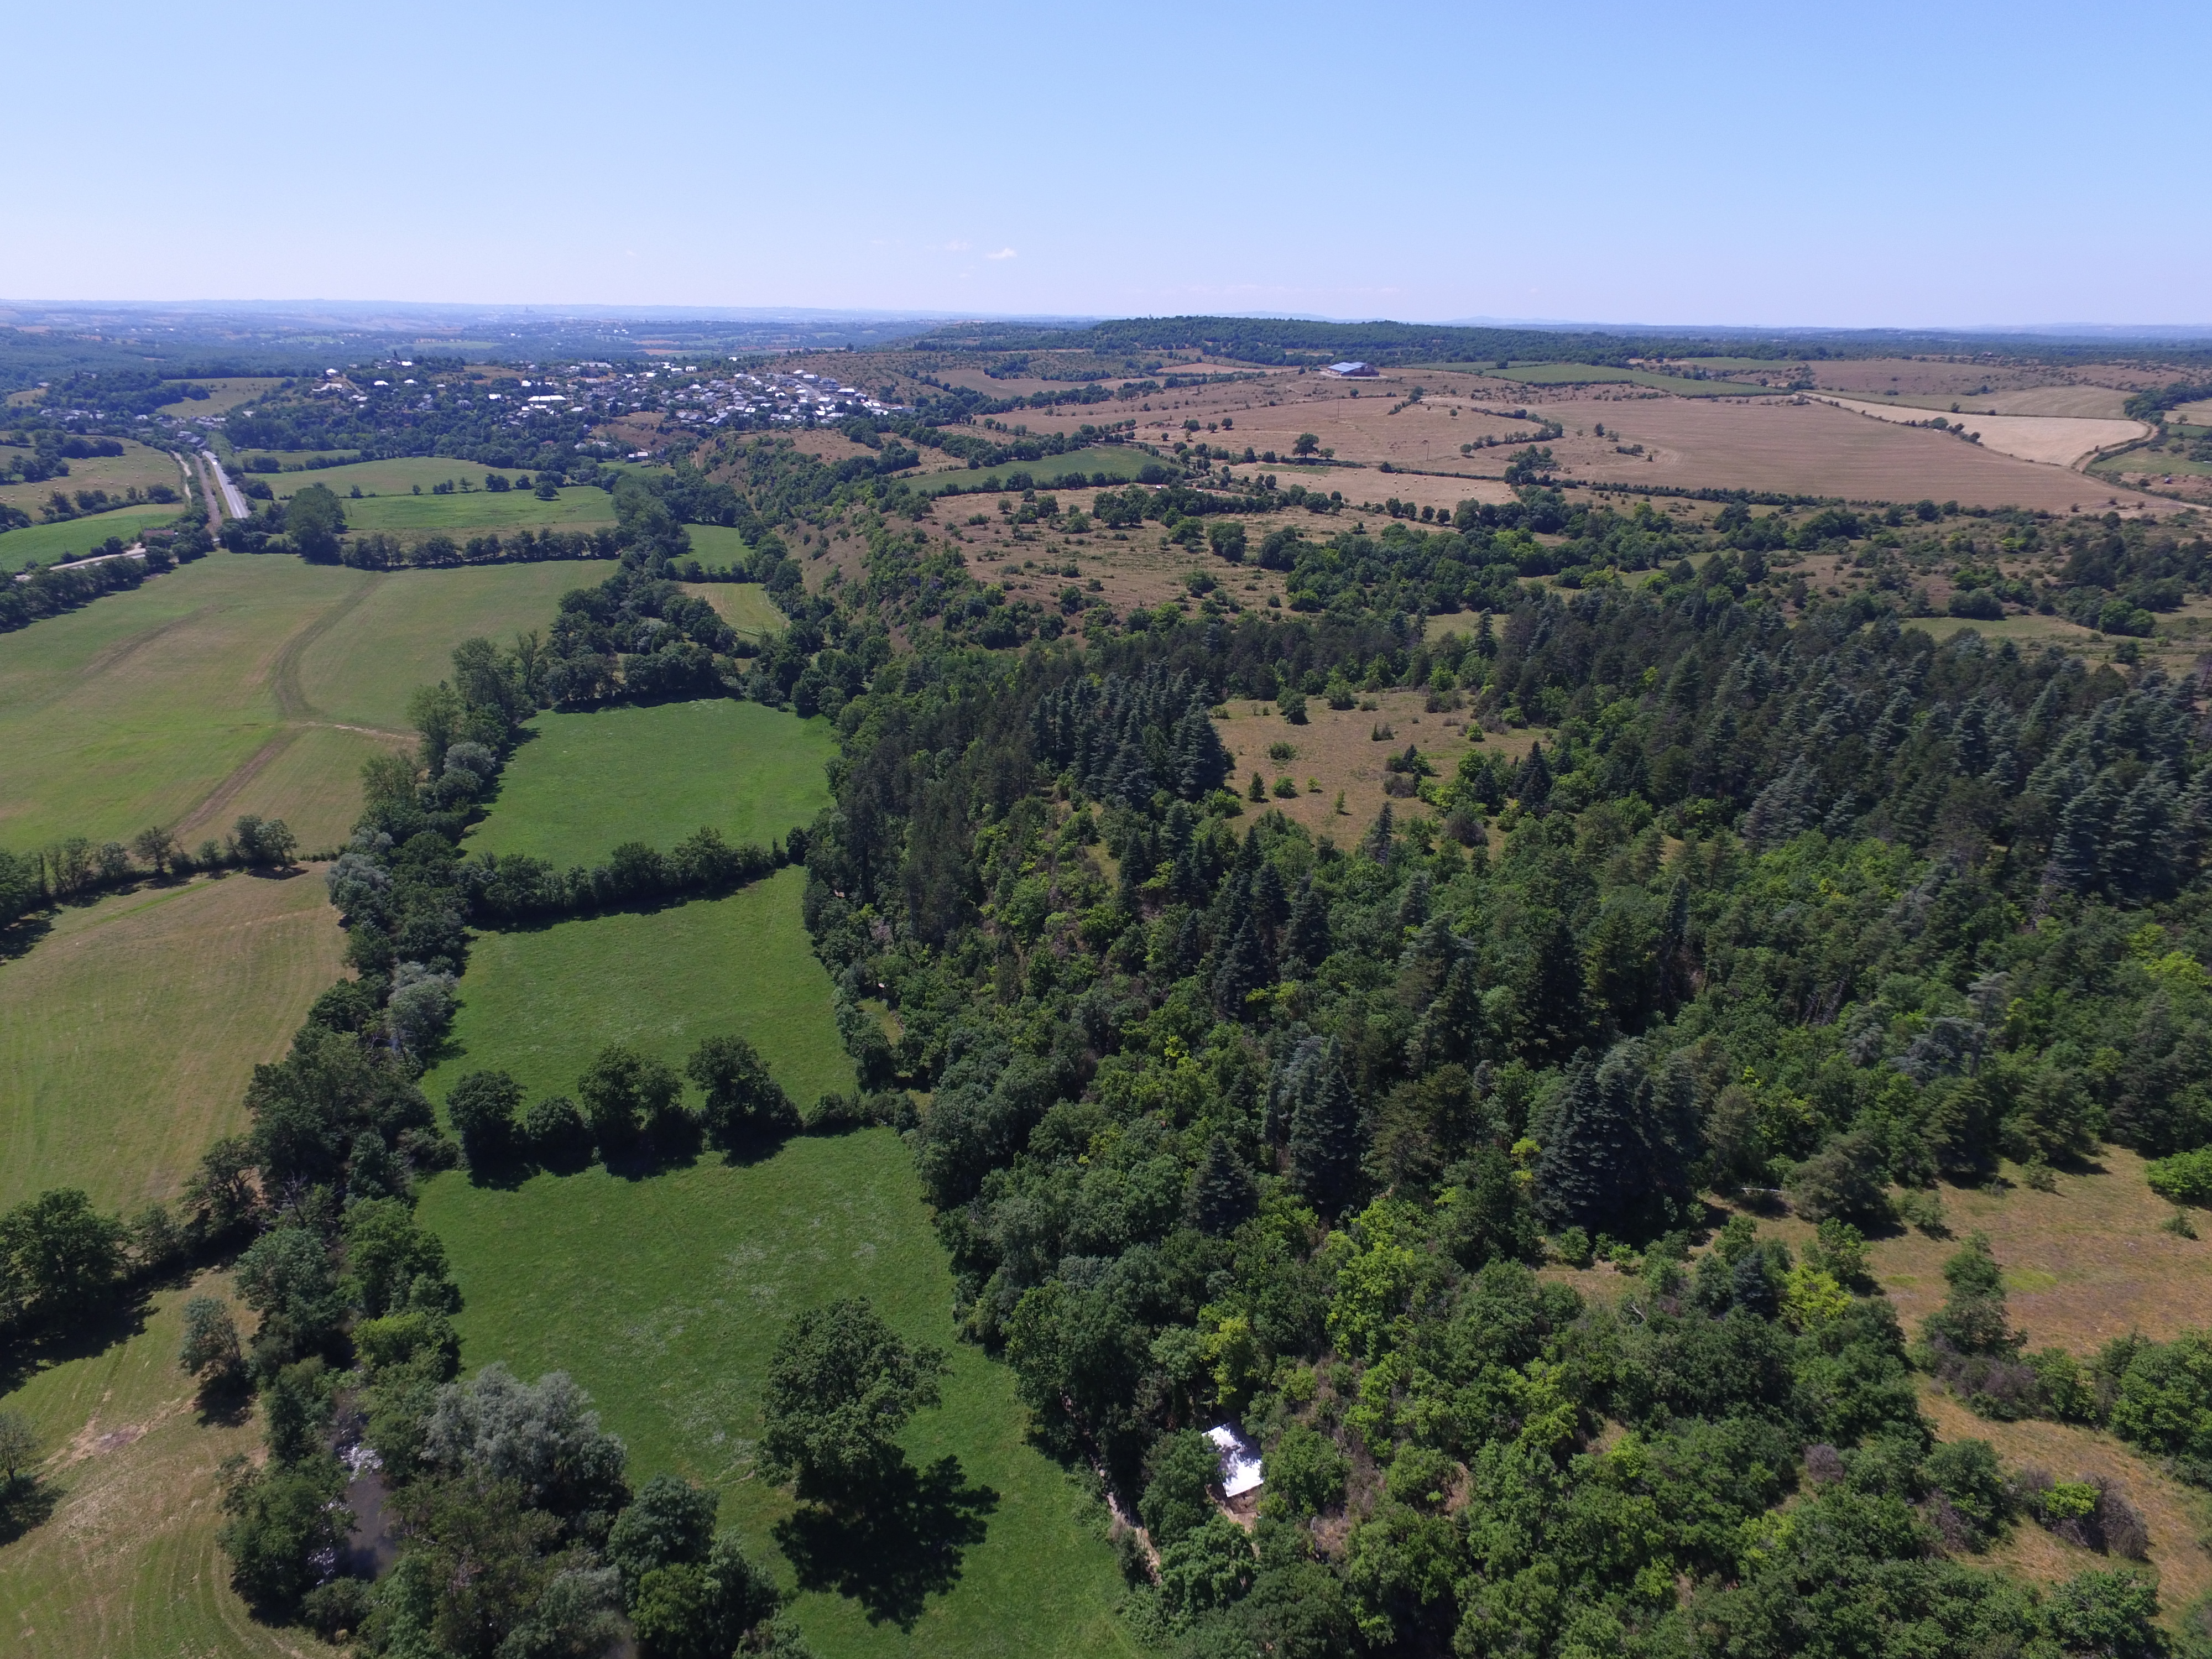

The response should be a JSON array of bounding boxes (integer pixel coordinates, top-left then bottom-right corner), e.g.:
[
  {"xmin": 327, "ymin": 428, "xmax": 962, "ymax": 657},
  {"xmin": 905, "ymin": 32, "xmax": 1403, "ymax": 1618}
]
[{"xmin": 11, "ymin": 0, "xmax": 2206, "ymax": 327}]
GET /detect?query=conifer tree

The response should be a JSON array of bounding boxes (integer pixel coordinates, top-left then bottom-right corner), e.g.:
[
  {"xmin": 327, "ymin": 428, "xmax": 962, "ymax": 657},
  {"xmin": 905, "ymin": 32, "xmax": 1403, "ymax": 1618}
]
[
  {"xmin": 1284, "ymin": 878, "xmax": 1331, "ymax": 972},
  {"xmin": 1281, "ymin": 1037, "xmax": 1361, "ymax": 1213},
  {"xmin": 1188, "ymin": 1134, "xmax": 1258, "ymax": 1235}
]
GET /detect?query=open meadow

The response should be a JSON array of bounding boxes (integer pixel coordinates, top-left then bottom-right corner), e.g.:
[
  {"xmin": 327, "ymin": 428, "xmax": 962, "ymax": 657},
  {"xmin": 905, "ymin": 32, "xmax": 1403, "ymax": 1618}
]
[
  {"xmin": 0, "ymin": 439, "xmax": 186, "ymax": 518},
  {"xmin": 0, "ymin": 551, "xmax": 596, "ymax": 856},
  {"xmin": 466, "ymin": 699, "xmax": 835, "ymax": 870},
  {"xmin": 0, "ymin": 1267, "xmax": 294, "ymax": 1659},
  {"xmin": 681, "ymin": 577, "xmax": 786, "ymax": 637},
  {"xmin": 0, "ymin": 868, "xmax": 342, "ymax": 1211},
  {"xmin": 257, "ymin": 456, "xmax": 532, "ymax": 498},
  {"xmin": 0, "ymin": 505, "xmax": 185, "ymax": 572},
  {"xmin": 415, "ymin": 868, "xmax": 1133, "ymax": 1659}
]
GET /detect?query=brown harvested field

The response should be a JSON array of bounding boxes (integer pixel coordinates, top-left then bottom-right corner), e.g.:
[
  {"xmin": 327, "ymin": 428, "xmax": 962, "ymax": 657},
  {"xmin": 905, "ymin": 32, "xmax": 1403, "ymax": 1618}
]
[
  {"xmin": 1808, "ymin": 396, "xmax": 2148, "ymax": 468},
  {"xmin": 1845, "ymin": 385, "xmax": 2137, "ymax": 420},
  {"xmin": 1866, "ymin": 1150, "xmax": 2212, "ymax": 1353},
  {"xmin": 1209, "ymin": 690, "xmax": 1544, "ymax": 838},
  {"xmin": 1918, "ymin": 1386, "xmax": 2212, "ymax": 1615},
  {"xmin": 1537, "ymin": 396, "xmax": 2170, "ymax": 513}
]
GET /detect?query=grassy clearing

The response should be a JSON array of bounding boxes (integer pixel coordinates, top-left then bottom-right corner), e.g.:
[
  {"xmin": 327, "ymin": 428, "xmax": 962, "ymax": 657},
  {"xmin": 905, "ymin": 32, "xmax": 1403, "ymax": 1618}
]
[
  {"xmin": 258, "ymin": 456, "xmax": 531, "ymax": 498},
  {"xmin": 1867, "ymin": 1150, "xmax": 2212, "ymax": 1351},
  {"xmin": 0, "ymin": 505, "xmax": 184, "ymax": 572},
  {"xmin": 422, "ymin": 868, "xmax": 847, "ymax": 1108},
  {"xmin": 0, "ymin": 552, "xmax": 588, "ymax": 853},
  {"xmin": 416, "ymin": 1136, "xmax": 1135, "ymax": 1659},
  {"xmin": 0, "ymin": 1266, "xmax": 289, "ymax": 1659},
  {"xmin": 467, "ymin": 700, "xmax": 834, "ymax": 870},
  {"xmin": 681, "ymin": 581, "xmax": 785, "ymax": 637},
  {"xmin": 0, "ymin": 869, "xmax": 343, "ymax": 1212},
  {"xmin": 682, "ymin": 523, "xmax": 758, "ymax": 568},
  {"xmin": 414, "ymin": 886, "xmax": 1130, "ymax": 1657},
  {"xmin": 1918, "ymin": 1387, "xmax": 2212, "ymax": 1620}
]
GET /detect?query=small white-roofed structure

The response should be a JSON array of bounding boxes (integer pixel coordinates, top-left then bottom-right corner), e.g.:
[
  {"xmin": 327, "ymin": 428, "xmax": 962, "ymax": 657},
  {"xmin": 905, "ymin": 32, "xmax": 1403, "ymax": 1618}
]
[
  {"xmin": 1206, "ymin": 1424, "xmax": 1264, "ymax": 1497},
  {"xmin": 1327, "ymin": 361, "xmax": 1378, "ymax": 378}
]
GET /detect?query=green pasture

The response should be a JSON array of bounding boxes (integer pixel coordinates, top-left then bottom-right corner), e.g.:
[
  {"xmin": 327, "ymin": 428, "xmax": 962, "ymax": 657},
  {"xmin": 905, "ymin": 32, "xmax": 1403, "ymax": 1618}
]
[
  {"xmin": 0, "ymin": 439, "xmax": 185, "ymax": 518},
  {"xmin": 468, "ymin": 699, "xmax": 834, "ymax": 870},
  {"xmin": 0, "ymin": 504, "xmax": 182, "ymax": 572},
  {"xmin": 421, "ymin": 869, "xmax": 849, "ymax": 1111},
  {"xmin": 415, "ymin": 877, "xmax": 1132, "ymax": 1658},
  {"xmin": 682, "ymin": 522, "xmax": 757, "ymax": 568},
  {"xmin": 0, "ymin": 552, "xmax": 588, "ymax": 853},
  {"xmin": 0, "ymin": 869, "xmax": 343, "ymax": 1211},
  {"xmin": 292, "ymin": 559, "xmax": 602, "ymax": 732},
  {"xmin": 258, "ymin": 456, "xmax": 528, "ymax": 498},
  {"xmin": 155, "ymin": 375, "xmax": 284, "ymax": 416},
  {"xmin": 0, "ymin": 1267, "xmax": 293, "ymax": 1659},
  {"xmin": 682, "ymin": 580, "xmax": 786, "ymax": 638},
  {"xmin": 2093, "ymin": 448, "xmax": 2212, "ymax": 481},
  {"xmin": 1485, "ymin": 362, "xmax": 1770, "ymax": 396},
  {"xmin": 338, "ymin": 486, "xmax": 615, "ymax": 538}
]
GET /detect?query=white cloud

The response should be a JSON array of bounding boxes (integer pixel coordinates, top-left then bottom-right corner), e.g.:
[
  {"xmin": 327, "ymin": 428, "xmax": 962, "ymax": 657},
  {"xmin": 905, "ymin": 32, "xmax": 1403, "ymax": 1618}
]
[
  {"xmin": 985, "ymin": 247, "xmax": 1016, "ymax": 260},
  {"xmin": 942, "ymin": 239, "xmax": 971, "ymax": 253}
]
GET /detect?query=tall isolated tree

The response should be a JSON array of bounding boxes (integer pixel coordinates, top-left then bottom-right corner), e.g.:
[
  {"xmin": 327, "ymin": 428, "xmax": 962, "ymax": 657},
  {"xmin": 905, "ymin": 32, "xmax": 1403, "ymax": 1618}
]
[
  {"xmin": 1532, "ymin": 1040, "xmax": 1698, "ymax": 1239},
  {"xmin": 760, "ymin": 1297, "xmax": 947, "ymax": 1512}
]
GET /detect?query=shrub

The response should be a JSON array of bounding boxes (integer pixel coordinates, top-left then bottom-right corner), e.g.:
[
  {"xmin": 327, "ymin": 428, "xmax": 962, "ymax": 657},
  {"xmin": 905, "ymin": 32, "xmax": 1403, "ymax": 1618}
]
[{"xmin": 2147, "ymin": 1146, "xmax": 2212, "ymax": 1207}]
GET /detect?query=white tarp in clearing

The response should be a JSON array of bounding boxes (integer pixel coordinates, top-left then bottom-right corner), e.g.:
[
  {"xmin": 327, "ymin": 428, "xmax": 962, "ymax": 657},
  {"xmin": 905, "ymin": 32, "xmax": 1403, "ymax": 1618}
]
[{"xmin": 1207, "ymin": 1424, "xmax": 1264, "ymax": 1497}]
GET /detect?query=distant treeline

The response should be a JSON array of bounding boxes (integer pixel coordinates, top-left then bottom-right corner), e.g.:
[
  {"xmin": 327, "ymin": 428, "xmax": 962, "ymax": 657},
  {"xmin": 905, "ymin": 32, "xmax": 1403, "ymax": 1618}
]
[{"xmin": 903, "ymin": 315, "xmax": 2212, "ymax": 371}]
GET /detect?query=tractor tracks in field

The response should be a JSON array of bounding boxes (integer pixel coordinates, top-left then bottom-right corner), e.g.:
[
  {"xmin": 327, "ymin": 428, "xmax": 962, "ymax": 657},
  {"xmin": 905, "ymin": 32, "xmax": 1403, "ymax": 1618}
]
[{"xmin": 173, "ymin": 579, "xmax": 409, "ymax": 842}]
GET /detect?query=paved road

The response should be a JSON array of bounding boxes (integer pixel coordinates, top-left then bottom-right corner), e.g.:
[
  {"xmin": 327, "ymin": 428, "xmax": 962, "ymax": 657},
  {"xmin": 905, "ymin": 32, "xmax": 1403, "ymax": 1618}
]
[{"xmin": 201, "ymin": 450, "xmax": 249, "ymax": 519}]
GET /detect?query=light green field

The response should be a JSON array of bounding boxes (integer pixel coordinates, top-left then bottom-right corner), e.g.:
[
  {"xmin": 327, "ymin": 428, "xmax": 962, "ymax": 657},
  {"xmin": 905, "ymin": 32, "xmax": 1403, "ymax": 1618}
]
[
  {"xmin": 293, "ymin": 559, "xmax": 601, "ymax": 733},
  {"xmin": 338, "ymin": 485, "xmax": 615, "ymax": 538},
  {"xmin": 0, "ymin": 552, "xmax": 590, "ymax": 855},
  {"xmin": 1486, "ymin": 362, "xmax": 1770, "ymax": 395},
  {"xmin": 0, "ymin": 505, "xmax": 183, "ymax": 572},
  {"xmin": 683, "ymin": 580, "xmax": 786, "ymax": 638},
  {"xmin": 258, "ymin": 456, "xmax": 530, "ymax": 498},
  {"xmin": 917, "ymin": 444, "xmax": 1157, "ymax": 495},
  {"xmin": 0, "ymin": 870, "xmax": 342, "ymax": 1212},
  {"xmin": 683, "ymin": 523, "xmax": 757, "ymax": 568},
  {"xmin": 468, "ymin": 700, "xmax": 834, "ymax": 870},
  {"xmin": 414, "ymin": 877, "xmax": 1133, "ymax": 1658},
  {"xmin": 422, "ymin": 869, "xmax": 849, "ymax": 1109},
  {"xmin": 0, "ymin": 1267, "xmax": 293, "ymax": 1659},
  {"xmin": 155, "ymin": 375, "xmax": 284, "ymax": 416},
  {"xmin": 0, "ymin": 439, "xmax": 186, "ymax": 517}
]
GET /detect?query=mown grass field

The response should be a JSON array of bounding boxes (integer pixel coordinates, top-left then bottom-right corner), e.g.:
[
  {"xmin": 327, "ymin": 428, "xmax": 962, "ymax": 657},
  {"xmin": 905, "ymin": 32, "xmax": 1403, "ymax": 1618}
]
[
  {"xmin": 467, "ymin": 700, "xmax": 834, "ymax": 870},
  {"xmin": 0, "ymin": 870, "xmax": 343, "ymax": 1211},
  {"xmin": 291, "ymin": 559, "xmax": 602, "ymax": 733},
  {"xmin": 0, "ymin": 551, "xmax": 591, "ymax": 854},
  {"xmin": 415, "ymin": 871, "xmax": 1134, "ymax": 1659},
  {"xmin": 258, "ymin": 456, "xmax": 533, "ymax": 498},
  {"xmin": 0, "ymin": 439, "xmax": 185, "ymax": 517},
  {"xmin": 0, "ymin": 505, "xmax": 185, "ymax": 572},
  {"xmin": 0, "ymin": 1267, "xmax": 293, "ymax": 1659},
  {"xmin": 337, "ymin": 486, "xmax": 616, "ymax": 538}
]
